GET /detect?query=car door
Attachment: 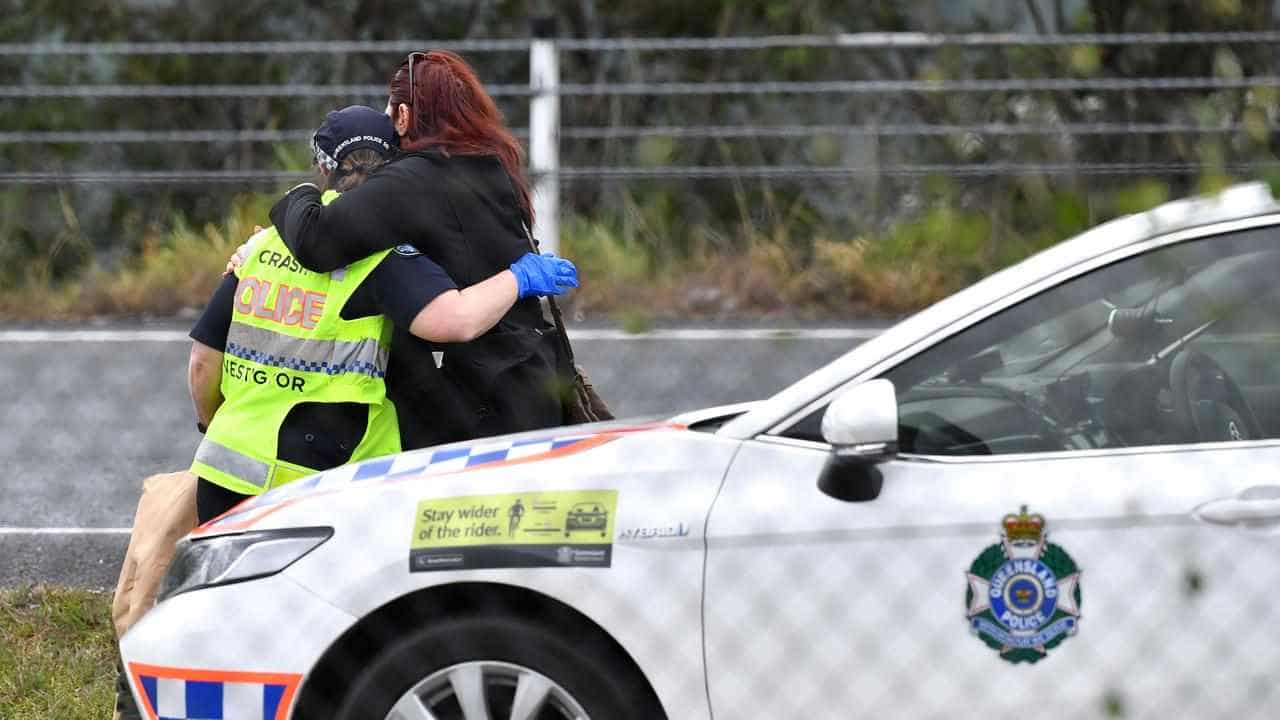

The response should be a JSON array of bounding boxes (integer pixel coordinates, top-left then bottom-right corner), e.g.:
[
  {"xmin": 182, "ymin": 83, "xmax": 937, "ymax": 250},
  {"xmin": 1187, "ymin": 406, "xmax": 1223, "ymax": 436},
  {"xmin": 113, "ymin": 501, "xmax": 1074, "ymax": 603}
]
[{"xmin": 703, "ymin": 221, "xmax": 1280, "ymax": 719}]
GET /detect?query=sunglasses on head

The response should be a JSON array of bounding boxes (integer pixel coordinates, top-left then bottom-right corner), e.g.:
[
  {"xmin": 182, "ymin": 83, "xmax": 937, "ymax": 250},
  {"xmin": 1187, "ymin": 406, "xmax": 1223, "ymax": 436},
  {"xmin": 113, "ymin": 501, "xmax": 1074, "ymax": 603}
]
[{"xmin": 404, "ymin": 51, "xmax": 427, "ymax": 135}]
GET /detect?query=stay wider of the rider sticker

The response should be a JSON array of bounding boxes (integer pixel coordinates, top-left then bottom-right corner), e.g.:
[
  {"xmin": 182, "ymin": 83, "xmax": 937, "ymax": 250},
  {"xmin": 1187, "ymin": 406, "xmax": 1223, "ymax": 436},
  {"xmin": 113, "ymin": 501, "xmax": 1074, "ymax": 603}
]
[
  {"xmin": 965, "ymin": 506, "xmax": 1083, "ymax": 664},
  {"xmin": 409, "ymin": 490, "xmax": 618, "ymax": 573}
]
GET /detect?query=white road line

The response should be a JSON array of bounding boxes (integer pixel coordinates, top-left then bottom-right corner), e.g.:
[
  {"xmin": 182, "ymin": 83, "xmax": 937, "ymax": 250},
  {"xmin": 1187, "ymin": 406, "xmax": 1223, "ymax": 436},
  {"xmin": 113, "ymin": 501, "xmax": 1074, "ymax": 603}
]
[
  {"xmin": 0, "ymin": 527, "xmax": 132, "ymax": 535},
  {"xmin": 0, "ymin": 329, "xmax": 189, "ymax": 342},
  {"xmin": 0, "ymin": 327, "xmax": 882, "ymax": 343}
]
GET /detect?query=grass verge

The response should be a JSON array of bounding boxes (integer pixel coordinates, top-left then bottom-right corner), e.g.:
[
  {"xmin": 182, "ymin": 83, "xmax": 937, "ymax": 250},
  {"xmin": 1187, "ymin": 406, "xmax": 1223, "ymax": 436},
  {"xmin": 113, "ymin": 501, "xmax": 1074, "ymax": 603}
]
[
  {"xmin": 0, "ymin": 176, "xmax": 1220, "ymax": 324},
  {"xmin": 0, "ymin": 585, "xmax": 116, "ymax": 720}
]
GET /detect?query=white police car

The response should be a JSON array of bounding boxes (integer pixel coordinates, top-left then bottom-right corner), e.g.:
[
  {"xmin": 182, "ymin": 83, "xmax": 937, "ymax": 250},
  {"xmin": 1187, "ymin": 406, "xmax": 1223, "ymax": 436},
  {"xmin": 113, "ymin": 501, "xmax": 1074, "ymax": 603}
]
[{"xmin": 122, "ymin": 183, "xmax": 1280, "ymax": 719}]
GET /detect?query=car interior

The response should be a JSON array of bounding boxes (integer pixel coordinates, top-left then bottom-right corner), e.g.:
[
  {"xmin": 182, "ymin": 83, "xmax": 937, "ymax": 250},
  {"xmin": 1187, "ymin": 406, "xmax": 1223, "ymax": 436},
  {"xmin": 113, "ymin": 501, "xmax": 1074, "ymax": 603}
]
[
  {"xmin": 778, "ymin": 225, "xmax": 1280, "ymax": 455},
  {"xmin": 883, "ymin": 226, "xmax": 1280, "ymax": 455}
]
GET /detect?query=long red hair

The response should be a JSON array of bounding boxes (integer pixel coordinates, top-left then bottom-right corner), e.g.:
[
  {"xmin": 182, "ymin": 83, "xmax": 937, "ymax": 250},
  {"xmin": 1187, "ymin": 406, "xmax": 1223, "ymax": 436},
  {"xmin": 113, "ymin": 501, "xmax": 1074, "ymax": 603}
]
[{"xmin": 389, "ymin": 50, "xmax": 533, "ymax": 223}]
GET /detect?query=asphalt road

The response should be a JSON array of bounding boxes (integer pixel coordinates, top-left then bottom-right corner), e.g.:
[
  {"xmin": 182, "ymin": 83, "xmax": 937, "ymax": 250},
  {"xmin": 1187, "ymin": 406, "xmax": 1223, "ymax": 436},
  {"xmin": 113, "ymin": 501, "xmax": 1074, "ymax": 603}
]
[{"xmin": 0, "ymin": 325, "xmax": 871, "ymax": 587}]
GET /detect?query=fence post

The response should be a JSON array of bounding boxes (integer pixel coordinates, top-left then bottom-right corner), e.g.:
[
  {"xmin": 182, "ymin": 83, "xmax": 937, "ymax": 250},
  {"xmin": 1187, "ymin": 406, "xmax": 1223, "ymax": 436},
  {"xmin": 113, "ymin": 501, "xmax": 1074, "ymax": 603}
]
[{"xmin": 529, "ymin": 16, "xmax": 559, "ymax": 255}]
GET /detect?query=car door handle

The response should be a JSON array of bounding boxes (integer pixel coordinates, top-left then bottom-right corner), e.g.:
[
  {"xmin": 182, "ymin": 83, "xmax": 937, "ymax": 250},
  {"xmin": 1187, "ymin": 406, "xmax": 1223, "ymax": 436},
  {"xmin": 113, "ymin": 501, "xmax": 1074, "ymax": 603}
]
[{"xmin": 1194, "ymin": 496, "xmax": 1280, "ymax": 526}]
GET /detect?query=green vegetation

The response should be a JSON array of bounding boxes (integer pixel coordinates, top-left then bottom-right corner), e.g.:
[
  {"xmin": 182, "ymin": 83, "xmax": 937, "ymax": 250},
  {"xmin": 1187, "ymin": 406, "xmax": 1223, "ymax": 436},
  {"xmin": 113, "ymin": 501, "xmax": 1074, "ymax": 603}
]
[
  {"xmin": 559, "ymin": 173, "xmax": 1241, "ymax": 320},
  {"xmin": 1, "ymin": 173, "xmax": 1263, "ymax": 322},
  {"xmin": 0, "ymin": 194, "xmax": 268, "ymax": 320},
  {"xmin": 3, "ymin": 1, "xmax": 1277, "ymax": 321},
  {"xmin": 0, "ymin": 586, "xmax": 116, "ymax": 720}
]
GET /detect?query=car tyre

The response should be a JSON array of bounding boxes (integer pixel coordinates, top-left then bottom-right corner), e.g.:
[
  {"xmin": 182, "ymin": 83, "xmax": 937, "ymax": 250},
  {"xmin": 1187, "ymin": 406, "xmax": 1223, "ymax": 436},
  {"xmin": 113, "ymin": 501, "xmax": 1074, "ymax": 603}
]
[{"xmin": 334, "ymin": 612, "xmax": 664, "ymax": 720}]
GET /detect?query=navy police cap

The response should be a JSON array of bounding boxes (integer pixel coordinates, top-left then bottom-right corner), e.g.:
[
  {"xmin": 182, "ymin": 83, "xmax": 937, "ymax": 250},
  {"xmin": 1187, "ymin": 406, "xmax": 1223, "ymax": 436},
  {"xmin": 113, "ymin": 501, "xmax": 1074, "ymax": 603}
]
[{"xmin": 311, "ymin": 105, "xmax": 399, "ymax": 171}]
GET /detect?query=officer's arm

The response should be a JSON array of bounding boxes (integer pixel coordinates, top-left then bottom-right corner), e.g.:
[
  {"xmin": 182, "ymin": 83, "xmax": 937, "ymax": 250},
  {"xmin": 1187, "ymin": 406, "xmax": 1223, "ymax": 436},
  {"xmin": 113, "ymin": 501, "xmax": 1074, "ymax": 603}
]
[
  {"xmin": 408, "ymin": 252, "xmax": 579, "ymax": 342},
  {"xmin": 188, "ymin": 340, "xmax": 224, "ymax": 427},
  {"xmin": 409, "ymin": 271, "xmax": 519, "ymax": 343}
]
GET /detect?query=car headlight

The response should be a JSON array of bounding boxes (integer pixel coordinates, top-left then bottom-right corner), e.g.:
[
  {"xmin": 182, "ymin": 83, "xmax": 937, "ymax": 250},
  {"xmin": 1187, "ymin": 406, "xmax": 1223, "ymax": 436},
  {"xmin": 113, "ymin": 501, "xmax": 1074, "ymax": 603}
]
[{"xmin": 157, "ymin": 527, "xmax": 332, "ymax": 602}]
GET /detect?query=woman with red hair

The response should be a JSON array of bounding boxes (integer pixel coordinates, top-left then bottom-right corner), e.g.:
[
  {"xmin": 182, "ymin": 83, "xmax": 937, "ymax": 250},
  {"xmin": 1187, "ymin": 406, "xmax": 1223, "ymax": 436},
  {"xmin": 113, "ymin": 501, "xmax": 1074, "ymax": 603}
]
[{"xmin": 270, "ymin": 50, "xmax": 568, "ymax": 443}]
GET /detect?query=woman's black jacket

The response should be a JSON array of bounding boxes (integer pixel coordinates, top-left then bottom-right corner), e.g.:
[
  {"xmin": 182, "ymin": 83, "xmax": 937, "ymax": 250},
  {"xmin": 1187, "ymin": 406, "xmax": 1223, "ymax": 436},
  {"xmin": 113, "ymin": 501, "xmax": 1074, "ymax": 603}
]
[{"xmin": 269, "ymin": 150, "xmax": 562, "ymax": 447}]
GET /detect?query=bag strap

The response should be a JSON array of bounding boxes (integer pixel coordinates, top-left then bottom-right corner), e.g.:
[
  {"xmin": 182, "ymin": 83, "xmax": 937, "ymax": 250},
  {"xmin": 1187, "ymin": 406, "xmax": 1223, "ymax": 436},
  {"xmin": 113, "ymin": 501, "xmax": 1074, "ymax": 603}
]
[{"xmin": 522, "ymin": 224, "xmax": 577, "ymax": 367}]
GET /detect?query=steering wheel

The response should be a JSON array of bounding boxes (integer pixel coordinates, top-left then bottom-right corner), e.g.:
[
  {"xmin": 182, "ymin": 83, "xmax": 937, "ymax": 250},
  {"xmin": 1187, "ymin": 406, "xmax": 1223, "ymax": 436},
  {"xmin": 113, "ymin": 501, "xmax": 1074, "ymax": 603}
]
[{"xmin": 1169, "ymin": 350, "xmax": 1262, "ymax": 443}]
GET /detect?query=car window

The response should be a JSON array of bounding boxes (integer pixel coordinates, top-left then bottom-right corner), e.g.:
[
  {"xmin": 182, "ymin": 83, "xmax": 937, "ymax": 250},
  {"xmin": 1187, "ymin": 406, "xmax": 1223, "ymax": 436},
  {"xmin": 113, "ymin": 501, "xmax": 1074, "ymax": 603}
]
[
  {"xmin": 882, "ymin": 226, "xmax": 1280, "ymax": 455},
  {"xmin": 782, "ymin": 226, "xmax": 1280, "ymax": 453}
]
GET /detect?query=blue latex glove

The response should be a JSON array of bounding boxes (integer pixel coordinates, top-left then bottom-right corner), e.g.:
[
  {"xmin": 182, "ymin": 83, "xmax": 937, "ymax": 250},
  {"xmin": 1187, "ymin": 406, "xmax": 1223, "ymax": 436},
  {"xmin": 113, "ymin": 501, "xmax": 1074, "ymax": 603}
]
[{"xmin": 509, "ymin": 252, "xmax": 580, "ymax": 299}]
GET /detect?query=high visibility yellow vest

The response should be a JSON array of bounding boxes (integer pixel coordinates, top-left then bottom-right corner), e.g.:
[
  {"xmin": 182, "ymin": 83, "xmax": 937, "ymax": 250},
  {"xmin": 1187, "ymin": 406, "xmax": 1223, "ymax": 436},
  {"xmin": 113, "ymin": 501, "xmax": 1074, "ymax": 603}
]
[{"xmin": 191, "ymin": 192, "xmax": 400, "ymax": 496}]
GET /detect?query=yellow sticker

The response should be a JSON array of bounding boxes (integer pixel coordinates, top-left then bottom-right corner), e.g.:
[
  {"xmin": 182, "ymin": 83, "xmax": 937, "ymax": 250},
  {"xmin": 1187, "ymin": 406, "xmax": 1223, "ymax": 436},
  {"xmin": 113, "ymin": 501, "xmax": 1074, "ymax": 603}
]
[{"xmin": 409, "ymin": 490, "xmax": 617, "ymax": 572}]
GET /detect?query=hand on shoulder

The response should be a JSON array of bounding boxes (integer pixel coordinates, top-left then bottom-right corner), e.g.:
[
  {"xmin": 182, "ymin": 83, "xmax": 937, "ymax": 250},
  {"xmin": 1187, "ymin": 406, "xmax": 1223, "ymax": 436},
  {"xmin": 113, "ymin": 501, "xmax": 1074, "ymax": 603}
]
[{"xmin": 223, "ymin": 225, "xmax": 272, "ymax": 276}]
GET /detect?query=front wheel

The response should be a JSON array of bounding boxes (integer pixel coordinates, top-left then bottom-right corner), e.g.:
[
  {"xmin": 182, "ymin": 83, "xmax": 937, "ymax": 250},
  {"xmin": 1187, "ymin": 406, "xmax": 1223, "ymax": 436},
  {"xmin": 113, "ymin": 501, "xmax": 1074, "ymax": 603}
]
[{"xmin": 334, "ymin": 613, "xmax": 664, "ymax": 720}]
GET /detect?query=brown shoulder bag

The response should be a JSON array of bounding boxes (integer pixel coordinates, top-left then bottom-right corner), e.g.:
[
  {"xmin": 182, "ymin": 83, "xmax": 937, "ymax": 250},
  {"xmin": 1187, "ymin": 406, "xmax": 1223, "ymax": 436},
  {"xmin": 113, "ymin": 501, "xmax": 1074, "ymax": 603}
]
[{"xmin": 522, "ymin": 225, "xmax": 614, "ymax": 424}]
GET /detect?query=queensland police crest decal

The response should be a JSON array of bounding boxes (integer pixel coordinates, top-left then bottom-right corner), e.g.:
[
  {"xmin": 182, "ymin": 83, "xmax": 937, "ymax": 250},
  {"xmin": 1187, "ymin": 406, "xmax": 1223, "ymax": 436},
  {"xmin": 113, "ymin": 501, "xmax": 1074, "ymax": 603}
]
[{"xmin": 965, "ymin": 506, "xmax": 1081, "ymax": 664}]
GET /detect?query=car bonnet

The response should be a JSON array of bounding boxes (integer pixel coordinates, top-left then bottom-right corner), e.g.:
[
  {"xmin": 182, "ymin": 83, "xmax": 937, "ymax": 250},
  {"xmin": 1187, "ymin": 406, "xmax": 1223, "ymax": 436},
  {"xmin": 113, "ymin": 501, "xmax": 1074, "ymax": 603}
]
[{"xmin": 192, "ymin": 419, "xmax": 682, "ymax": 536}]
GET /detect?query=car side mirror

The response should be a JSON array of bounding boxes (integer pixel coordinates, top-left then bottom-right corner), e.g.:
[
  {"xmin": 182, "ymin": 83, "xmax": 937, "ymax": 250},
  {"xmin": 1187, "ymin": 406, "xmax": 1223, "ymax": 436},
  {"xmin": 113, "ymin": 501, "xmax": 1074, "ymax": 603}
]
[
  {"xmin": 821, "ymin": 379, "xmax": 899, "ymax": 459},
  {"xmin": 818, "ymin": 379, "xmax": 899, "ymax": 502}
]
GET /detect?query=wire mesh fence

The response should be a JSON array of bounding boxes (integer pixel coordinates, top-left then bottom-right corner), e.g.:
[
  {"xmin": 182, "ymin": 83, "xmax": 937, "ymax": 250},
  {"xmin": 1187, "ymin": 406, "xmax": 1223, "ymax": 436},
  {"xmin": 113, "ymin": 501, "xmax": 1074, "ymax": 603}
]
[
  {"xmin": 3, "ymin": 31, "xmax": 1279, "ymax": 183},
  {"xmin": 8, "ymin": 209, "xmax": 1280, "ymax": 718},
  {"xmin": 3, "ymin": 28, "xmax": 1278, "ymax": 315},
  {"xmin": 5, "ymin": 30, "xmax": 1280, "ymax": 719}
]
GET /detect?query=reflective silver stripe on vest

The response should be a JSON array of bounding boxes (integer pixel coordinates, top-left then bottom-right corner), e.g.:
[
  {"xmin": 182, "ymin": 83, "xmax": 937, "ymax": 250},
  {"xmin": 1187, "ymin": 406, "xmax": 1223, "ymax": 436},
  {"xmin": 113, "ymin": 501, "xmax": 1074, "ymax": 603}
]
[
  {"xmin": 225, "ymin": 323, "xmax": 389, "ymax": 378},
  {"xmin": 193, "ymin": 436, "xmax": 271, "ymax": 489}
]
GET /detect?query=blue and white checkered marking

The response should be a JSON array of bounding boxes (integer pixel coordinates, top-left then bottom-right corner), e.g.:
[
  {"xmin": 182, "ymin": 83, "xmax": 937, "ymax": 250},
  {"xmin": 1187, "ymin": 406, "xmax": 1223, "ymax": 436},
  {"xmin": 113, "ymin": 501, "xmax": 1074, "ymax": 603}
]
[
  {"xmin": 225, "ymin": 341, "xmax": 385, "ymax": 379},
  {"xmin": 215, "ymin": 433, "xmax": 597, "ymax": 523},
  {"xmin": 138, "ymin": 675, "xmax": 287, "ymax": 720},
  {"xmin": 353, "ymin": 435, "xmax": 591, "ymax": 483}
]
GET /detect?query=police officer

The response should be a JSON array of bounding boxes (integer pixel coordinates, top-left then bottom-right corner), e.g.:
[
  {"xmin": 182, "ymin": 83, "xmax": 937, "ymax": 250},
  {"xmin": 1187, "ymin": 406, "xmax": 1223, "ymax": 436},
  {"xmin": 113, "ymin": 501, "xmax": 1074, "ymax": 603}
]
[
  {"xmin": 114, "ymin": 106, "xmax": 577, "ymax": 720},
  {"xmin": 187, "ymin": 105, "xmax": 578, "ymax": 522}
]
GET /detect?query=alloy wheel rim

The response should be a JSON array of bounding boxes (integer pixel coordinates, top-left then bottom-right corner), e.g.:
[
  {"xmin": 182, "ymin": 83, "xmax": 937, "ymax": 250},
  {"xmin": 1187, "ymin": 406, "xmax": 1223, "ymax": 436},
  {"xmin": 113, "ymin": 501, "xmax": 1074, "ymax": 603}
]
[{"xmin": 384, "ymin": 660, "xmax": 591, "ymax": 720}]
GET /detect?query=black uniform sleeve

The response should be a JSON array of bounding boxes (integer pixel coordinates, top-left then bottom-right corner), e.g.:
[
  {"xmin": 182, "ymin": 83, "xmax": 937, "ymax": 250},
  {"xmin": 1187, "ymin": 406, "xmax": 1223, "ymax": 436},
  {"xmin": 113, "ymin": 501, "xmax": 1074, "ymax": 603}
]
[
  {"xmin": 368, "ymin": 247, "xmax": 459, "ymax": 331},
  {"xmin": 189, "ymin": 273, "xmax": 239, "ymax": 351},
  {"xmin": 269, "ymin": 158, "xmax": 453, "ymax": 273}
]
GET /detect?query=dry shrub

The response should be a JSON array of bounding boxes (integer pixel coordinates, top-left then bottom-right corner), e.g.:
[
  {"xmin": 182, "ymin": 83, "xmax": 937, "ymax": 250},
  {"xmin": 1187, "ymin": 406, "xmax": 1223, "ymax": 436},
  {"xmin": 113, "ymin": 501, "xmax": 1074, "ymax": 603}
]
[{"xmin": 0, "ymin": 195, "xmax": 266, "ymax": 321}]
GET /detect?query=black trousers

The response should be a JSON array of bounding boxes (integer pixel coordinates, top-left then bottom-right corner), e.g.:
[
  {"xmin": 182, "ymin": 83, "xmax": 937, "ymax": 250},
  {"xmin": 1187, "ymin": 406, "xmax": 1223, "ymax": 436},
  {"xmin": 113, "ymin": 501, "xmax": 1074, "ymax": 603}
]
[
  {"xmin": 116, "ymin": 657, "xmax": 143, "ymax": 719},
  {"xmin": 196, "ymin": 478, "xmax": 253, "ymax": 524}
]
